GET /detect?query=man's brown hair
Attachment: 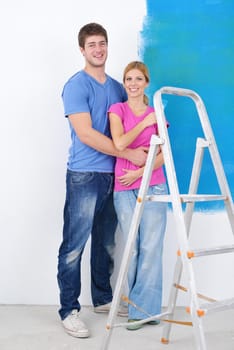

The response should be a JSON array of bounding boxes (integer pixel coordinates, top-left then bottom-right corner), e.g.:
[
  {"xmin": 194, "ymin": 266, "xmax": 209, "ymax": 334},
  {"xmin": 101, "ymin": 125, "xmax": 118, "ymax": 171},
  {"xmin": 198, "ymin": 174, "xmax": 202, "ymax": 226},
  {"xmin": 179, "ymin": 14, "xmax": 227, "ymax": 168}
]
[{"xmin": 78, "ymin": 23, "xmax": 108, "ymax": 48}]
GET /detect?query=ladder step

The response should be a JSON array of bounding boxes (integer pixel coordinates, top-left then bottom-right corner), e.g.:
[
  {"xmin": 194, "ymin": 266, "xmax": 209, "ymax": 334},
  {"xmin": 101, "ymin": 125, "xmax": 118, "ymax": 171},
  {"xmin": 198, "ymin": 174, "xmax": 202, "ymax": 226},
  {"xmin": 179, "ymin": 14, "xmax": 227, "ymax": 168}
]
[
  {"xmin": 187, "ymin": 245, "xmax": 234, "ymax": 258},
  {"xmin": 146, "ymin": 194, "xmax": 226, "ymax": 203},
  {"xmin": 200, "ymin": 297, "xmax": 234, "ymax": 315},
  {"xmin": 180, "ymin": 194, "xmax": 227, "ymax": 203},
  {"xmin": 146, "ymin": 194, "xmax": 171, "ymax": 202}
]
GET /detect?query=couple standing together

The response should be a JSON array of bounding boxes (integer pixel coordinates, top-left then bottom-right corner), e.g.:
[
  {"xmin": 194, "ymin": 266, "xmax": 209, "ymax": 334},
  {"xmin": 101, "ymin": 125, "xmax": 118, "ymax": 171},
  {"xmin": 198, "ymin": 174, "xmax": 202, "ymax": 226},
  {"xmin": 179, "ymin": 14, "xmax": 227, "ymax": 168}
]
[{"xmin": 57, "ymin": 22, "xmax": 168, "ymax": 338}]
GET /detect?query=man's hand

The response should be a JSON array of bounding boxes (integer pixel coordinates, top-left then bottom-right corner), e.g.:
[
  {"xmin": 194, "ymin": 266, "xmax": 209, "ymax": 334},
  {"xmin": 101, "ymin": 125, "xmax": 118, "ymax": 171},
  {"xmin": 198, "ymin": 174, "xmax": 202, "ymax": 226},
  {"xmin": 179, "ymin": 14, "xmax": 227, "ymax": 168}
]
[{"xmin": 124, "ymin": 147, "xmax": 148, "ymax": 167}]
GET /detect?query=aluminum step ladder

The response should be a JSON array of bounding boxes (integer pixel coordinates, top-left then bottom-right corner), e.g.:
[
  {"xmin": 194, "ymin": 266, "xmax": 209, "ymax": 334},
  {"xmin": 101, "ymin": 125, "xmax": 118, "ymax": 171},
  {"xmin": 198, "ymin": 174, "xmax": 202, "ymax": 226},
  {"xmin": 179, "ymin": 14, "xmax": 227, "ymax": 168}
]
[{"xmin": 100, "ymin": 87, "xmax": 234, "ymax": 350}]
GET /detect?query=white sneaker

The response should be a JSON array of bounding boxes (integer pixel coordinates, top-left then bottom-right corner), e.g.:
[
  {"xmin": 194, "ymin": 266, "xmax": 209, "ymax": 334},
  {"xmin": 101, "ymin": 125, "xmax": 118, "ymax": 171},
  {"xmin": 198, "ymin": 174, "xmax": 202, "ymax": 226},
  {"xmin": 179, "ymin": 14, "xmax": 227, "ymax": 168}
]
[
  {"xmin": 62, "ymin": 309, "xmax": 89, "ymax": 338},
  {"xmin": 94, "ymin": 302, "xmax": 128, "ymax": 317}
]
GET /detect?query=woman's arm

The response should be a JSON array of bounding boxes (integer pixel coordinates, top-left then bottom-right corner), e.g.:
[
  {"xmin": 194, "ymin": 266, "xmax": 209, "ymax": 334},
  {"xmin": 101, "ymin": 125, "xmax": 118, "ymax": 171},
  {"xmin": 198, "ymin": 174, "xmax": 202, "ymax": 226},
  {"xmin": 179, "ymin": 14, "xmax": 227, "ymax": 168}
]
[{"xmin": 109, "ymin": 112, "xmax": 156, "ymax": 151}]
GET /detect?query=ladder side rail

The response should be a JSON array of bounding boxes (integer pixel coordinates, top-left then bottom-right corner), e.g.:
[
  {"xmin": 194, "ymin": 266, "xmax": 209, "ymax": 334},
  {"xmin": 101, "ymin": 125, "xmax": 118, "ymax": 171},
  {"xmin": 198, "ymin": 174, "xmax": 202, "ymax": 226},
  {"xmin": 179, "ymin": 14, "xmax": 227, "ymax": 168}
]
[
  {"xmin": 194, "ymin": 97, "xmax": 234, "ymax": 203},
  {"xmin": 154, "ymin": 91, "xmax": 207, "ymax": 350},
  {"xmin": 137, "ymin": 135, "xmax": 162, "ymax": 200},
  {"xmin": 161, "ymin": 140, "xmax": 206, "ymax": 343},
  {"xmin": 184, "ymin": 138, "xmax": 207, "ymax": 232},
  {"xmin": 101, "ymin": 140, "xmax": 161, "ymax": 350},
  {"xmin": 160, "ymin": 138, "xmax": 206, "ymax": 343},
  {"xmin": 194, "ymin": 97, "xmax": 234, "ymax": 235},
  {"xmin": 154, "ymin": 89, "xmax": 203, "ymax": 278},
  {"xmin": 154, "ymin": 91, "xmax": 183, "ymax": 342},
  {"xmin": 161, "ymin": 258, "xmax": 183, "ymax": 343}
]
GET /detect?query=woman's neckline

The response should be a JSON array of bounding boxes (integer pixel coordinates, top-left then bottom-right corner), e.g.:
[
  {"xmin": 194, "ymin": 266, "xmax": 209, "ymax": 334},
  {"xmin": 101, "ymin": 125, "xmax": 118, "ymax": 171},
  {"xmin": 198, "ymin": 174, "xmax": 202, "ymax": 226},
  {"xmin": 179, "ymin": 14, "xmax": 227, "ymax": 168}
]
[{"xmin": 126, "ymin": 101, "xmax": 148, "ymax": 117}]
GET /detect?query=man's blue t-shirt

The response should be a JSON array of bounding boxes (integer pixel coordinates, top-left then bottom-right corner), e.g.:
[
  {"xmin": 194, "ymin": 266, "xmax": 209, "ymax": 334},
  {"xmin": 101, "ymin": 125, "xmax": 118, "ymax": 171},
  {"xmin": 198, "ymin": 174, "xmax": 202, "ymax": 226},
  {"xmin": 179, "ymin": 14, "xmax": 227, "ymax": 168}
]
[{"xmin": 62, "ymin": 70, "xmax": 127, "ymax": 172}]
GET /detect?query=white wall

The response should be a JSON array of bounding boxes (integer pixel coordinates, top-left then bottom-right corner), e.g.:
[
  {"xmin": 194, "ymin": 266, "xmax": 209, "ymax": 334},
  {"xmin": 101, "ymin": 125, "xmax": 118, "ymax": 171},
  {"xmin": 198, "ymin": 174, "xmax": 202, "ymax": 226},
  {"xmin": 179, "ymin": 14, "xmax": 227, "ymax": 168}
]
[
  {"xmin": 0, "ymin": 0, "xmax": 146, "ymax": 305},
  {"xmin": 0, "ymin": 0, "xmax": 233, "ymax": 308}
]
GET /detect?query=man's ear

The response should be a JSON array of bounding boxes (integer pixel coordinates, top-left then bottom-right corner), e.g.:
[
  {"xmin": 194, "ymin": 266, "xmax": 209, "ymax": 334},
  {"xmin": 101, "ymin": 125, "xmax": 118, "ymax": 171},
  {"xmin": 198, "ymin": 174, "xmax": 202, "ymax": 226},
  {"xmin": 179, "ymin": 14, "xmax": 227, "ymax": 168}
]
[{"xmin": 80, "ymin": 47, "xmax": 85, "ymax": 56}]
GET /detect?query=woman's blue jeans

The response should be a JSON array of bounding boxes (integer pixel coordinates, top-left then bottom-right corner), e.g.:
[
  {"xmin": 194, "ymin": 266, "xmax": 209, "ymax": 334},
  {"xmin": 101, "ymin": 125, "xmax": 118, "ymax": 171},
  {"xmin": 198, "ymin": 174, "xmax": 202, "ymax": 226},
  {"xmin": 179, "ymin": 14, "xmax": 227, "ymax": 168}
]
[
  {"xmin": 57, "ymin": 170, "xmax": 117, "ymax": 320},
  {"xmin": 114, "ymin": 183, "xmax": 168, "ymax": 320}
]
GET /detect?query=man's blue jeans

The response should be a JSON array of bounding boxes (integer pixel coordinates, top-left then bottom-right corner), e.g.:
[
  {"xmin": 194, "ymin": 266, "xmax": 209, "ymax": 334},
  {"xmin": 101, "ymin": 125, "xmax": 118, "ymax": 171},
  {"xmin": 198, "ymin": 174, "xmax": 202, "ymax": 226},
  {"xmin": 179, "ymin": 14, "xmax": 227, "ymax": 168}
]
[
  {"xmin": 57, "ymin": 170, "xmax": 117, "ymax": 320},
  {"xmin": 114, "ymin": 183, "xmax": 168, "ymax": 320}
]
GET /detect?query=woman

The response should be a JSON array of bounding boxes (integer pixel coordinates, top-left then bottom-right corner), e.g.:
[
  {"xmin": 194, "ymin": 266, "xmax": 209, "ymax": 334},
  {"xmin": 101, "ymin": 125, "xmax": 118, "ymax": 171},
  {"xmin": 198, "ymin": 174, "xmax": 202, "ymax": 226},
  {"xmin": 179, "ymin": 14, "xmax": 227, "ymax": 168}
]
[{"xmin": 108, "ymin": 61, "xmax": 168, "ymax": 330}]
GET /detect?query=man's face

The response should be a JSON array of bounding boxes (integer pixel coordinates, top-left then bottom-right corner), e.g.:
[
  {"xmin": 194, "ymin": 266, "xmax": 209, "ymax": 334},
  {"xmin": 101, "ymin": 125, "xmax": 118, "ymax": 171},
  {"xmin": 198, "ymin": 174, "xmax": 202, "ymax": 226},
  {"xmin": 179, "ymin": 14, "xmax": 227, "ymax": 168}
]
[{"xmin": 80, "ymin": 35, "xmax": 108, "ymax": 68}]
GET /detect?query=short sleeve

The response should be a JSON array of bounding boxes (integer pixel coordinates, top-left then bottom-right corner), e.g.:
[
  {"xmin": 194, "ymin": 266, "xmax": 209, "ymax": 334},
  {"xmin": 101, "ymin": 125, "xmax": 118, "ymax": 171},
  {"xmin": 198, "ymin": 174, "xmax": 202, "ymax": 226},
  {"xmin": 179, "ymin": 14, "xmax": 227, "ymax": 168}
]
[
  {"xmin": 62, "ymin": 79, "xmax": 90, "ymax": 117},
  {"xmin": 108, "ymin": 102, "xmax": 124, "ymax": 122}
]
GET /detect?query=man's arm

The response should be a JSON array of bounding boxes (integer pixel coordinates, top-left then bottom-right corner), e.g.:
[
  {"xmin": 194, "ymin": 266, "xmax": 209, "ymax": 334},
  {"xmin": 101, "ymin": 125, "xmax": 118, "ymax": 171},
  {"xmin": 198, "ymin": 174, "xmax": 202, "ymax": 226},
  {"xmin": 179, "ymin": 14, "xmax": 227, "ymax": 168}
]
[
  {"xmin": 68, "ymin": 113, "xmax": 147, "ymax": 166},
  {"xmin": 117, "ymin": 149, "xmax": 164, "ymax": 187}
]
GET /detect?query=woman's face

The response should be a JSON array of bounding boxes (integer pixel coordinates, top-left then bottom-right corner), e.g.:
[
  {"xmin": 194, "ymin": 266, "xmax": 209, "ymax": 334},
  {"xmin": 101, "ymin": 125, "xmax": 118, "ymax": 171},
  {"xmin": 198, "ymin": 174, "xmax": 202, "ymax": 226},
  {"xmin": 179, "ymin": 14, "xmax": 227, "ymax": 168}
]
[{"xmin": 124, "ymin": 68, "xmax": 148, "ymax": 99}]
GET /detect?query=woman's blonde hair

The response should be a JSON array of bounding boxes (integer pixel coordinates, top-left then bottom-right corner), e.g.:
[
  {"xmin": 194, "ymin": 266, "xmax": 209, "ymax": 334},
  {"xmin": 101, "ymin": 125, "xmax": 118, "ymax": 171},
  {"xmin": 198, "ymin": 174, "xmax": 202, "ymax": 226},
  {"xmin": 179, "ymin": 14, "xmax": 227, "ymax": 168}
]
[{"xmin": 123, "ymin": 61, "xmax": 150, "ymax": 105}]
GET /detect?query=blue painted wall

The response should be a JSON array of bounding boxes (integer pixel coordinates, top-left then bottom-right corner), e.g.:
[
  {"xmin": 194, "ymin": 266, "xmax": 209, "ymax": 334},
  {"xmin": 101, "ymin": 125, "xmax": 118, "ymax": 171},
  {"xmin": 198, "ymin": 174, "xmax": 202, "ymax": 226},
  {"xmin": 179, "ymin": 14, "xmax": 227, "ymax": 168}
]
[{"xmin": 139, "ymin": 0, "xmax": 234, "ymax": 210}]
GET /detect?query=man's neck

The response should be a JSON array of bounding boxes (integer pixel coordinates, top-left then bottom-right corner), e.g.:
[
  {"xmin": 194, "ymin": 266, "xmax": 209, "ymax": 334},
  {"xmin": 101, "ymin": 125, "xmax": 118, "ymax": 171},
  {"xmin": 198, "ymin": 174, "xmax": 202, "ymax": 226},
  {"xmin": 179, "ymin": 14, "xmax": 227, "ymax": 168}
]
[{"xmin": 84, "ymin": 65, "xmax": 106, "ymax": 83}]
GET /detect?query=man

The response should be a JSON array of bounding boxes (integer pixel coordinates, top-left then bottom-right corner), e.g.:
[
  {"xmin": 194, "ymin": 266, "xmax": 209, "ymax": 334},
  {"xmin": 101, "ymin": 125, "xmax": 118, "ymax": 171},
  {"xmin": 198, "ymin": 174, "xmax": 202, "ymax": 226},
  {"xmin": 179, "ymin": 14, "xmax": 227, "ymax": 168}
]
[{"xmin": 57, "ymin": 22, "xmax": 147, "ymax": 338}]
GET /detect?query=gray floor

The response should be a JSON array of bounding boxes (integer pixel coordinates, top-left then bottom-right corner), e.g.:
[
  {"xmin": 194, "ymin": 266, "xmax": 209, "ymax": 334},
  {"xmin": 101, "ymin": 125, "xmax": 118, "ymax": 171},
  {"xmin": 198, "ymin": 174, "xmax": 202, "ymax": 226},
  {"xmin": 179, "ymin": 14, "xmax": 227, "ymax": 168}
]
[{"xmin": 0, "ymin": 305, "xmax": 233, "ymax": 350}]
